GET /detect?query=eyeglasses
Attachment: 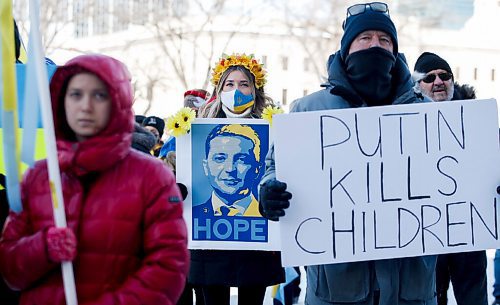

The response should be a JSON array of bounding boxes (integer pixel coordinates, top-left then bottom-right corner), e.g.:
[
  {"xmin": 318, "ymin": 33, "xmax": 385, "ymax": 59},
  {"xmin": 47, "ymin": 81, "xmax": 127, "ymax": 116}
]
[
  {"xmin": 347, "ymin": 2, "xmax": 389, "ymax": 17},
  {"xmin": 421, "ymin": 72, "xmax": 453, "ymax": 83},
  {"xmin": 343, "ymin": 2, "xmax": 390, "ymax": 29}
]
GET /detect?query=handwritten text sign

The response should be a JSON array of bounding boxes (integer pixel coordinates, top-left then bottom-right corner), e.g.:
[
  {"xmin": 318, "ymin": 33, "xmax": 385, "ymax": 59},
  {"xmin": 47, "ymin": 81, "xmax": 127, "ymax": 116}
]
[{"xmin": 274, "ymin": 99, "xmax": 500, "ymax": 266}]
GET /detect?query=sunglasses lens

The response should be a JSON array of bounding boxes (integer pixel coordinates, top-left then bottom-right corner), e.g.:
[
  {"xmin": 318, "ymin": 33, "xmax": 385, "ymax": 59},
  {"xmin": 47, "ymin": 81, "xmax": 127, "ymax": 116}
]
[
  {"xmin": 439, "ymin": 72, "xmax": 452, "ymax": 81},
  {"xmin": 422, "ymin": 75, "xmax": 436, "ymax": 83},
  {"xmin": 347, "ymin": 4, "xmax": 366, "ymax": 16},
  {"xmin": 370, "ymin": 2, "xmax": 388, "ymax": 13}
]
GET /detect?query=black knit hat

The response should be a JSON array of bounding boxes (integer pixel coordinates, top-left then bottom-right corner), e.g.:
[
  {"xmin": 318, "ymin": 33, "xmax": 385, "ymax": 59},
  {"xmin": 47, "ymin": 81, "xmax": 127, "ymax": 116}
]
[
  {"xmin": 340, "ymin": 7, "xmax": 398, "ymax": 61},
  {"xmin": 134, "ymin": 115, "xmax": 146, "ymax": 124},
  {"xmin": 414, "ymin": 52, "xmax": 452, "ymax": 75},
  {"xmin": 142, "ymin": 116, "xmax": 165, "ymax": 138}
]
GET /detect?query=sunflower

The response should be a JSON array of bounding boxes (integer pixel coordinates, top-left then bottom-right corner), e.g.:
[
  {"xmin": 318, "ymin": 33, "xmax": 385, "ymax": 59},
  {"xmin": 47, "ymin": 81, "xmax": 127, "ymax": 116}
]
[
  {"xmin": 176, "ymin": 107, "xmax": 196, "ymax": 131},
  {"xmin": 261, "ymin": 105, "xmax": 284, "ymax": 126},
  {"xmin": 166, "ymin": 115, "xmax": 186, "ymax": 137}
]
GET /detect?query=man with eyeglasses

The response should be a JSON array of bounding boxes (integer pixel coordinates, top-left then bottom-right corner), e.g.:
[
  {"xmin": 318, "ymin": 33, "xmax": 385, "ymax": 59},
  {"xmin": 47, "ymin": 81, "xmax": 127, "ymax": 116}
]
[
  {"xmin": 413, "ymin": 52, "xmax": 455, "ymax": 102},
  {"xmin": 259, "ymin": 2, "xmax": 437, "ymax": 305},
  {"xmin": 413, "ymin": 52, "xmax": 488, "ymax": 305}
]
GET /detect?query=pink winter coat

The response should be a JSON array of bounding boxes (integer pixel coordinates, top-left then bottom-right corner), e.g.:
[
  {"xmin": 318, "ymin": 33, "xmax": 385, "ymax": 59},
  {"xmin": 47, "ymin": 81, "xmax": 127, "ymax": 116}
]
[{"xmin": 0, "ymin": 54, "xmax": 189, "ymax": 305}]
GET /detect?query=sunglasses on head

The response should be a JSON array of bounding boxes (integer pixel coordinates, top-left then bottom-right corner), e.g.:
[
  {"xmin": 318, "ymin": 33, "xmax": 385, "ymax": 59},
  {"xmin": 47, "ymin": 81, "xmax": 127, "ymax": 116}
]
[
  {"xmin": 343, "ymin": 2, "xmax": 390, "ymax": 29},
  {"xmin": 421, "ymin": 72, "xmax": 453, "ymax": 83}
]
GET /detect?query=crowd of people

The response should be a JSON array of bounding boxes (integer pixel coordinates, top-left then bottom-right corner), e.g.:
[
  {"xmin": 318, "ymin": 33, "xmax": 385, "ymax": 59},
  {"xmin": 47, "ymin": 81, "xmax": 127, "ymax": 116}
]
[{"xmin": 1, "ymin": 2, "xmax": 499, "ymax": 305}]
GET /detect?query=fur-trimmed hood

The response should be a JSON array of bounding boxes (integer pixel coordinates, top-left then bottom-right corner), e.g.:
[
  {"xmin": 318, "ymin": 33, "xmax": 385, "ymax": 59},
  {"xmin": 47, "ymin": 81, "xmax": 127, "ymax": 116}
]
[
  {"xmin": 452, "ymin": 83, "xmax": 476, "ymax": 100},
  {"xmin": 131, "ymin": 122, "xmax": 156, "ymax": 154}
]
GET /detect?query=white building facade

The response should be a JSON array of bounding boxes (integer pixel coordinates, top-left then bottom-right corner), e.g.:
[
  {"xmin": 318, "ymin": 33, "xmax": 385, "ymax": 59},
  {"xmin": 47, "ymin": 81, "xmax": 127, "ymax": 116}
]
[{"xmin": 14, "ymin": 0, "xmax": 500, "ymax": 121}]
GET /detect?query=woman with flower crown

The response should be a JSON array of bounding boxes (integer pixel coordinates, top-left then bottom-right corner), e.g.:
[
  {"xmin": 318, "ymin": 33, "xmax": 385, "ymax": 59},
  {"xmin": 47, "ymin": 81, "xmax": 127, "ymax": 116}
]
[
  {"xmin": 190, "ymin": 54, "xmax": 285, "ymax": 305},
  {"xmin": 198, "ymin": 54, "xmax": 273, "ymax": 119}
]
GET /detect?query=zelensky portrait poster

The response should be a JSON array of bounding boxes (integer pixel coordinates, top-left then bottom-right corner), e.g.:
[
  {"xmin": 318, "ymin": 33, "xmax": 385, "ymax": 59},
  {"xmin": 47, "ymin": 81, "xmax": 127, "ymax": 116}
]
[{"xmin": 177, "ymin": 118, "xmax": 280, "ymax": 250}]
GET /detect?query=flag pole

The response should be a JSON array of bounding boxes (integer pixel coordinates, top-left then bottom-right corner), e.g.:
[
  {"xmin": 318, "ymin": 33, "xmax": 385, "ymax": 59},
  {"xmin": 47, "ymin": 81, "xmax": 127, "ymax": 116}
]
[{"xmin": 28, "ymin": 0, "xmax": 78, "ymax": 304}]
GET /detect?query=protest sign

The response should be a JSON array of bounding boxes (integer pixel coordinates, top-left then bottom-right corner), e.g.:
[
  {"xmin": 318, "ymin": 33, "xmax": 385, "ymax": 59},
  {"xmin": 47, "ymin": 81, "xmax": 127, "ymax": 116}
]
[
  {"xmin": 177, "ymin": 118, "xmax": 280, "ymax": 250},
  {"xmin": 274, "ymin": 99, "xmax": 500, "ymax": 266}
]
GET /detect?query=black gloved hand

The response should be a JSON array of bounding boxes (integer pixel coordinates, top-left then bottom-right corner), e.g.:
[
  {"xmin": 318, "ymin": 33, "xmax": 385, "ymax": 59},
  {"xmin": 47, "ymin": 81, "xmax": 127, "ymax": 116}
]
[
  {"xmin": 259, "ymin": 179, "xmax": 292, "ymax": 221},
  {"xmin": 177, "ymin": 183, "xmax": 188, "ymax": 201},
  {"xmin": 497, "ymin": 185, "xmax": 500, "ymax": 195}
]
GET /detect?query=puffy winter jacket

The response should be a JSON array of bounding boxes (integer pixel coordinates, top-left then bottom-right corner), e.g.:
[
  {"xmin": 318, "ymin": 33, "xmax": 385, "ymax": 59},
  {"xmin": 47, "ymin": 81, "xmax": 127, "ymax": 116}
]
[
  {"xmin": 262, "ymin": 52, "xmax": 437, "ymax": 305},
  {"xmin": 0, "ymin": 54, "xmax": 189, "ymax": 305}
]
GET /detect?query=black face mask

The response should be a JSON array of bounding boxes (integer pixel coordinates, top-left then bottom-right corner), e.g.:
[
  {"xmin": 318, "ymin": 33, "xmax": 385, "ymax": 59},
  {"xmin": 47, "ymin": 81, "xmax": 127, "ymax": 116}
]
[{"xmin": 345, "ymin": 47, "xmax": 396, "ymax": 106}]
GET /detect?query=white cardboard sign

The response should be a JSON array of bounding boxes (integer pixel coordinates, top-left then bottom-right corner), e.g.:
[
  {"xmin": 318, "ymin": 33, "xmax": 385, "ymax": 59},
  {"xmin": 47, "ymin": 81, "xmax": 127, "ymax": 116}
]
[{"xmin": 273, "ymin": 99, "xmax": 500, "ymax": 267}]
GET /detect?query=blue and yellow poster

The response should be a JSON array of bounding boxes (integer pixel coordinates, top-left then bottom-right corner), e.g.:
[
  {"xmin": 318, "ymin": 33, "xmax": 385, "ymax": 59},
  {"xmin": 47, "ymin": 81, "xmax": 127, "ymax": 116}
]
[{"xmin": 177, "ymin": 118, "xmax": 280, "ymax": 251}]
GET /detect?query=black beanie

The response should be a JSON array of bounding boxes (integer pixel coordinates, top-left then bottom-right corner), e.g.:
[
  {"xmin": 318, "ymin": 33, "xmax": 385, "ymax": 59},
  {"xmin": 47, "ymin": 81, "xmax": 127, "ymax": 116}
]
[
  {"xmin": 413, "ymin": 52, "xmax": 452, "ymax": 75},
  {"xmin": 142, "ymin": 116, "xmax": 165, "ymax": 138},
  {"xmin": 340, "ymin": 8, "xmax": 398, "ymax": 61},
  {"xmin": 134, "ymin": 115, "xmax": 146, "ymax": 124}
]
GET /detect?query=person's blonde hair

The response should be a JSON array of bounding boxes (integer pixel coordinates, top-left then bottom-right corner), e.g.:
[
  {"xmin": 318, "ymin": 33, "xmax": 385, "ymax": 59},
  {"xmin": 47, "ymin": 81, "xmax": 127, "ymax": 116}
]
[
  {"xmin": 163, "ymin": 151, "xmax": 176, "ymax": 173},
  {"xmin": 205, "ymin": 124, "xmax": 261, "ymax": 163},
  {"xmin": 199, "ymin": 66, "xmax": 274, "ymax": 118}
]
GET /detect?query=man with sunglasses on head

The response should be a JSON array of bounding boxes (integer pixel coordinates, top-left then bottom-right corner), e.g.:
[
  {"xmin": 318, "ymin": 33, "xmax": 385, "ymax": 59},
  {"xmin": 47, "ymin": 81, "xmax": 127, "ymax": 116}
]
[
  {"xmin": 259, "ymin": 2, "xmax": 437, "ymax": 305},
  {"xmin": 413, "ymin": 52, "xmax": 488, "ymax": 305}
]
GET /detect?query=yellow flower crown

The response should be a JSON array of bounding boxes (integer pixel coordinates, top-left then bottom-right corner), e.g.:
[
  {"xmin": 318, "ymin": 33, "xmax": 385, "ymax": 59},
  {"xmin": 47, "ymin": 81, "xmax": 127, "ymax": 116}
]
[{"xmin": 211, "ymin": 53, "xmax": 267, "ymax": 89}]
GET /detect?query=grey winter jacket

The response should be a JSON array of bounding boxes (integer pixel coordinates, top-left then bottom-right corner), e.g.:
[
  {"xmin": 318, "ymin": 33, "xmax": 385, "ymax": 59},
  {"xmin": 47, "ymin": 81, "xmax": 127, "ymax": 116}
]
[{"xmin": 262, "ymin": 52, "xmax": 437, "ymax": 305}]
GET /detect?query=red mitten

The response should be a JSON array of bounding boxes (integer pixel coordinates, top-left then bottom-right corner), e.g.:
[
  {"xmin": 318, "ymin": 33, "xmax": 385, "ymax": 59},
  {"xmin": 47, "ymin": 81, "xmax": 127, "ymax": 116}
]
[{"xmin": 46, "ymin": 227, "xmax": 77, "ymax": 262}]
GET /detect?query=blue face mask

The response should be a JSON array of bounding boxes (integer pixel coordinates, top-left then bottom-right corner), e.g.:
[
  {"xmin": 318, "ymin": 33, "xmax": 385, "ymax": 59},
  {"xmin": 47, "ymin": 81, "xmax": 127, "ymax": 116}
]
[{"xmin": 220, "ymin": 89, "xmax": 254, "ymax": 113}]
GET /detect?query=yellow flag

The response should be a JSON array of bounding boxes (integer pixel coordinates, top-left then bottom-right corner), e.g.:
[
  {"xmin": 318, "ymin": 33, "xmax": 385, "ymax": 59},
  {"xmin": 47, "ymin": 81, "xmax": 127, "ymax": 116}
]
[
  {"xmin": 1, "ymin": 0, "xmax": 22, "ymax": 212},
  {"xmin": 1, "ymin": 1, "xmax": 17, "ymax": 111}
]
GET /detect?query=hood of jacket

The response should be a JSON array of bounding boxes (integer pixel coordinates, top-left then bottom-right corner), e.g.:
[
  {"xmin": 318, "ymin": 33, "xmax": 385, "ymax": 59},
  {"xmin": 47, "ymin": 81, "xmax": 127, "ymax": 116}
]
[
  {"xmin": 131, "ymin": 122, "xmax": 156, "ymax": 154},
  {"xmin": 325, "ymin": 51, "xmax": 417, "ymax": 107},
  {"xmin": 452, "ymin": 82, "xmax": 476, "ymax": 100},
  {"xmin": 49, "ymin": 54, "xmax": 134, "ymax": 176}
]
